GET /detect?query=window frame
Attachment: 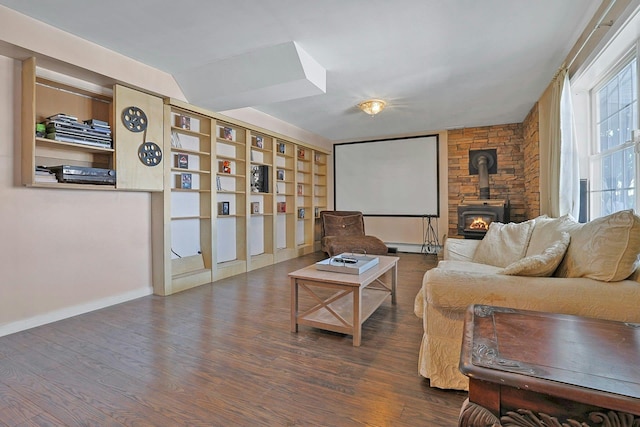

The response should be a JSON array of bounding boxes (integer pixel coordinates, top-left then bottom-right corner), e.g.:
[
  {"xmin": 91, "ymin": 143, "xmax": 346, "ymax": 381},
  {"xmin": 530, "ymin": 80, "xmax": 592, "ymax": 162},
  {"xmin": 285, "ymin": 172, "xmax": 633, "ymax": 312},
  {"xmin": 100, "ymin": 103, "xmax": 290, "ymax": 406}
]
[{"xmin": 587, "ymin": 47, "xmax": 639, "ymax": 219}]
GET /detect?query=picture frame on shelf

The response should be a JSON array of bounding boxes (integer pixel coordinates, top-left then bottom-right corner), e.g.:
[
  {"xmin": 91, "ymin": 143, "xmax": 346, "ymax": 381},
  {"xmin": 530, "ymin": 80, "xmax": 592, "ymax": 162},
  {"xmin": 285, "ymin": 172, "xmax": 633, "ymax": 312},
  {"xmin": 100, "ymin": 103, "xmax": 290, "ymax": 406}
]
[
  {"xmin": 176, "ymin": 153, "xmax": 188, "ymax": 169},
  {"xmin": 251, "ymin": 202, "xmax": 260, "ymax": 214},
  {"xmin": 298, "ymin": 148, "xmax": 306, "ymax": 159},
  {"xmin": 180, "ymin": 173, "xmax": 192, "ymax": 189},
  {"xmin": 278, "ymin": 142, "xmax": 286, "ymax": 154},
  {"xmin": 277, "ymin": 202, "xmax": 286, "ymax": 213},
  {"xmin": 253, "ymin": 135, "xmax": 263, "ymax": 149},
  {"xmin": 220, "ymin": 160, "xmax": 231, "ymax": 174},
  {"xmin": 216, "ymin": 176, "xmax": 222, "ymax": 191},
  {"xmin": 219, "ymin": 201, "xmax": 230, "ymax": 215},
  {"xmin": 277, "ymin": 169, "xmax": 285, "ymax": 181},
  {"xmin": 298, "ymin": 208, "xmax": 305, "ymax": 219},
  {"xmin": 175, "ymin": 115, "xmax": 190, "ymax": 130},
  {"xmin": 222, "ymin": 126, "xmax": 233, "ymax": 141},
  {"xmin": 297, "ymin": 184, "xmax": 303, "ymax": 195}
]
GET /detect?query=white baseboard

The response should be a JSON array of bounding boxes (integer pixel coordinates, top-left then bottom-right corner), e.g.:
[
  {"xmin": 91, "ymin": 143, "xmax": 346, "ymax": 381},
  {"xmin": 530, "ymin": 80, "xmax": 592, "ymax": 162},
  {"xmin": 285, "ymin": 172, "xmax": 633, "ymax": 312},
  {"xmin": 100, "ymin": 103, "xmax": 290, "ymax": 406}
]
[
  {"xmin": 0, "ymin": 287, "xmax": 153, "ymax": 338},
  {"xmin": 385, "ymin": 242, "xmax": 442, "ymax": 254}
]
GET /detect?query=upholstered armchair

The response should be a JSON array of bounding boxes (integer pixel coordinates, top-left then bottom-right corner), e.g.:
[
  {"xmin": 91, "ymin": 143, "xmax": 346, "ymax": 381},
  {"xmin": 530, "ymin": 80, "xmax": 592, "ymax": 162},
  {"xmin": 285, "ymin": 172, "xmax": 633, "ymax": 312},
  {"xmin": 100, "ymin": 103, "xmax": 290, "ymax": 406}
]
[{"xmin": 319, "ymin": 211, "xmax": 388, "ymax": 256}]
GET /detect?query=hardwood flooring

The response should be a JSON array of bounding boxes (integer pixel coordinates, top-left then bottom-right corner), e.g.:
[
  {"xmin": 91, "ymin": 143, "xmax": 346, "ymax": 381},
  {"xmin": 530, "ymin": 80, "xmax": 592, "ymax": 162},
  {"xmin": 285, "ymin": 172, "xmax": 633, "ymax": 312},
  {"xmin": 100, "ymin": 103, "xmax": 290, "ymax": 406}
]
[{"xmin": 0, "ymin": 252, "xmax": 467, "ymax": 426}]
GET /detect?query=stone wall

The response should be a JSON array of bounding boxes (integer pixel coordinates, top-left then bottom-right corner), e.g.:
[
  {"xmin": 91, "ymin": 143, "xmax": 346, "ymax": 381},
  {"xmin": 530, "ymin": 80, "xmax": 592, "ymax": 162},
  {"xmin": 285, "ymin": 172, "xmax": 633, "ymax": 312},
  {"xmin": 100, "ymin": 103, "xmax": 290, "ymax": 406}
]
[
  {"xmin": 447, "ymin": 124, "xmax": 527, "ymax": 237},
  {"xmin": 523, "ymin": 102, "xmax": 541, "ymax": 219}
]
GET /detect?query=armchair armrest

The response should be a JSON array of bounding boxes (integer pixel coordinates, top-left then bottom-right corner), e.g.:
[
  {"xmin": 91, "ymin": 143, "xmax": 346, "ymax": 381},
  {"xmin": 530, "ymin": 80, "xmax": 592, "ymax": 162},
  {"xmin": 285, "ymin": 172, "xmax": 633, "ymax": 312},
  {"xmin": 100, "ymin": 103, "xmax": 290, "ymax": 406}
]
[{"xmin": 443, "ymin": 238, "xmax": 480, "ymax": 261}]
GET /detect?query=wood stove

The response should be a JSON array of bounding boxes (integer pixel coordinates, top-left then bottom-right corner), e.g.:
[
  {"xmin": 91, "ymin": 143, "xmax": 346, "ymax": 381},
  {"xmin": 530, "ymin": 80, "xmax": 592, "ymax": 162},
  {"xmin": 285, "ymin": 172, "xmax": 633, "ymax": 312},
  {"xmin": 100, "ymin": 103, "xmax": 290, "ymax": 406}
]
[
  {"xmin": 458, "ymin": 149, "xmax": 509, "ymax": 239},
  {"xmin": 457, "ymin": 199, "xmax": 509, "ymax": 239}
]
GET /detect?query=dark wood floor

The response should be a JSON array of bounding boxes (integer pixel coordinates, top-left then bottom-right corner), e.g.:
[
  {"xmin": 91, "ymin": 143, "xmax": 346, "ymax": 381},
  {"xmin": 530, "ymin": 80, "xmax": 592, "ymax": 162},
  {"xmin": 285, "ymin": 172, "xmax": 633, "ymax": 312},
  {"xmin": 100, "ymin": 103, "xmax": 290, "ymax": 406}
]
[{"xmin": 0, "ymin": 252, "xmax": 467, "ymax": 426}]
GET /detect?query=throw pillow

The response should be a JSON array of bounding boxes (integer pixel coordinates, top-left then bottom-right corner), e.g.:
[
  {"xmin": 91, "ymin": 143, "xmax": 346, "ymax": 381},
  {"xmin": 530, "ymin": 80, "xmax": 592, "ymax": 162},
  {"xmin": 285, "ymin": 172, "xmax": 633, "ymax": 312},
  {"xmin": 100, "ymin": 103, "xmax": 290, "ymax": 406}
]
[
  {"xmin": 323, "ymin": 214, "xmax": 365, "ymax": 237},
  {"xmin": 472, "ymin": 220, "xmax": 535, "ymax": 268},
  {"xmin": 500, "ymin": 232, "xmax": 570, "ymax": 277},
  {"xmin": 554, "ymin": 209, "xmax": 640, "ymax": 281},
  {"xmin": 526, "ymin": 215, "xmax": 575, "ymax": 256}
]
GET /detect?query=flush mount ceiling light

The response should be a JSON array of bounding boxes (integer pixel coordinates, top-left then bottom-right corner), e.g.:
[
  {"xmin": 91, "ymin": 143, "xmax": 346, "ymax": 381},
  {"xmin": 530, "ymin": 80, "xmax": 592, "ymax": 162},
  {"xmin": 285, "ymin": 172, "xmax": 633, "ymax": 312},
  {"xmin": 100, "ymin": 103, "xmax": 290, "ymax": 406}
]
[{"xmin": 358, "ymin": 99, "xmax": 386, "ymax": 116}]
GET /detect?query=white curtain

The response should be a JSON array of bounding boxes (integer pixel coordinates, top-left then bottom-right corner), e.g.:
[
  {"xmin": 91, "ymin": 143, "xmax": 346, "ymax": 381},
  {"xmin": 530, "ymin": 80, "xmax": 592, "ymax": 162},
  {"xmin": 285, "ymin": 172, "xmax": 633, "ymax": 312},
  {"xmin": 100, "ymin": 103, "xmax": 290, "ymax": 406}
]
[{"xmin": 548, "ymin": 68, "xmax": 580, "ymax": 219}]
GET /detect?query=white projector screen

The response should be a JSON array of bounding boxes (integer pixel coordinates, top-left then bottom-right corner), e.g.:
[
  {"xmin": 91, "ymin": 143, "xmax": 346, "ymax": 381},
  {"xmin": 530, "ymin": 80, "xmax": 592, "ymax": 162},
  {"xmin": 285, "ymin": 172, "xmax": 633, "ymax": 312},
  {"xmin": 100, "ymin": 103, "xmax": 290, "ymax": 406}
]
[{"xmin": 334, "ymin": 135, "xmax": 439, "ymax": 217}]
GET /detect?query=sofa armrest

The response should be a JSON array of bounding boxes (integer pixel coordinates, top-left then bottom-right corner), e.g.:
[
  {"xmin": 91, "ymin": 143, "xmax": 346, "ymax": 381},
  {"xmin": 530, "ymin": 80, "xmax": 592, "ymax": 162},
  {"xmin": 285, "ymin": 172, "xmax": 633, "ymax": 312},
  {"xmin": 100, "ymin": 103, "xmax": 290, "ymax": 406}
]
[
  {"xmin": 425, "ymin": 268, "xmax": 640, "ymax": 323},
  {"xmin": 443, "ymin": 238, "xmax": 480, "ymax": 261}
]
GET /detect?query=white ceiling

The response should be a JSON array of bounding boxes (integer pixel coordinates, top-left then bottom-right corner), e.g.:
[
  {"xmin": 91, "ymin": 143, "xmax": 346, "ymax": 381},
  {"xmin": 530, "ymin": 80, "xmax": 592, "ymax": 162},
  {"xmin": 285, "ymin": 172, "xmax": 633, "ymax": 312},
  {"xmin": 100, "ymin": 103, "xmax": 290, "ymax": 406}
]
[{"xmin": 0, "ymin": 0, "xmax": 601, "ymax": 142}]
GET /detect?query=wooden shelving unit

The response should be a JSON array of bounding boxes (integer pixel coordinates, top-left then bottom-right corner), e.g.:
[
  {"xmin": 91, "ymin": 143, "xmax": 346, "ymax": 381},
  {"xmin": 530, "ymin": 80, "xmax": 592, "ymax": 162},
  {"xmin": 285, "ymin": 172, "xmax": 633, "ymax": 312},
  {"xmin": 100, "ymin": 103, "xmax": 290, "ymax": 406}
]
[
  {"xmin": 20, "ymin": 59, "xmax": 331, "ymax": 297},
  {"xmin": 21, "ymin": 57, "xmax": 115, "ymax": 189},
  {"xmin": 215, "ymin": 121, "xmax": 248, "ymax": 280},
  {"xmin": 313, "ymin": 151, "xmax": 329, "ymax": 251},
  {"xmin": 248, "ymin": 132, "xmax": 275, "ymax": 271},
  {"xmin": 295, "ymin": 147, "xmax": 314, "ymax": 255},
  {"xmin": 152, "ymin": 103, "xmax": 214, "ymax": 296},
  {"xmin": 152, "ymin": 99, "xmax": 330, "ymax": 295},
  {"xmin": 274, "ymin": 140, "xmax": 297, "ymax": 262}
]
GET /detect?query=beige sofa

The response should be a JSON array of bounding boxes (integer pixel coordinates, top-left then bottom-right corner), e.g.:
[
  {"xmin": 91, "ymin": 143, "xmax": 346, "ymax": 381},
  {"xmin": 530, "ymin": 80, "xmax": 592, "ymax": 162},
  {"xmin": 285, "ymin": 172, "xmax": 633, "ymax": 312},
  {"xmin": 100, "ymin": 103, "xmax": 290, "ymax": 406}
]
[{"xmin": 414, "ymin": 210, "xmax": 640, "ymax": 391}]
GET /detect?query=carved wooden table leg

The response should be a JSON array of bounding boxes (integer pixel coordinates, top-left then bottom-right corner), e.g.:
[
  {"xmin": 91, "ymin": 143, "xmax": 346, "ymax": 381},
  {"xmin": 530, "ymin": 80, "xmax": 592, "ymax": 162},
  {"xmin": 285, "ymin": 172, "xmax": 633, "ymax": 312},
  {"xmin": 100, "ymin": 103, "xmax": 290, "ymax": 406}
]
[{"xmin": 458, "ymin": 398, "xmax": 501, "ymax": 427}]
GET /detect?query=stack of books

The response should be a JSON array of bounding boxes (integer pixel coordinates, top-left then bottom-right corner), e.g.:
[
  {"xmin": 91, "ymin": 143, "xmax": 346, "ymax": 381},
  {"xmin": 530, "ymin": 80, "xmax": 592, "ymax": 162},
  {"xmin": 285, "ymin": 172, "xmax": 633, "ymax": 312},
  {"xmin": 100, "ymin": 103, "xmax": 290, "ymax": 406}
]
[{"xmin": 44, "ymin": 114, "xmax": 112, "ymax": 149}]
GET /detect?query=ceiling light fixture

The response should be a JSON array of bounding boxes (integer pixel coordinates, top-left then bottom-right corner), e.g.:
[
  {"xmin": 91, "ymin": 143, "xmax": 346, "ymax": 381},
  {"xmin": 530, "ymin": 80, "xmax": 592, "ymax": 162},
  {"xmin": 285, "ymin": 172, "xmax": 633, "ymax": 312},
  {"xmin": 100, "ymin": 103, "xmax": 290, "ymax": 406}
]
[{"xmin": 358, "ymin": 99, "xmax": 386, "ymax": 116}]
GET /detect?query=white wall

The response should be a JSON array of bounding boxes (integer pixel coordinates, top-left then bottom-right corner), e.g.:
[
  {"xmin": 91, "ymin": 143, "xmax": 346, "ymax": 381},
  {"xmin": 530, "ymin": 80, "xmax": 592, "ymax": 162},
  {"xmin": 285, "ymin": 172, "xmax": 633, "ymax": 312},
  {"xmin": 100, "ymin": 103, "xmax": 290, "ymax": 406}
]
[{"xmin": 0, "ymin": 55, "xmax": 153, "ymax": 336}]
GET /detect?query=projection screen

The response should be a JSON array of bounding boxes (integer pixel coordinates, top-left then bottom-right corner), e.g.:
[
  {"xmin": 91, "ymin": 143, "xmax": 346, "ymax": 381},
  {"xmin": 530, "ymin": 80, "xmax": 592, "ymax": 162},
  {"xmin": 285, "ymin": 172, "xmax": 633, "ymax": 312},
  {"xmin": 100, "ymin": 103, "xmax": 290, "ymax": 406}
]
[{"xmin": 334, "ymin": 135, "xmax": 439, "ymax": 217}]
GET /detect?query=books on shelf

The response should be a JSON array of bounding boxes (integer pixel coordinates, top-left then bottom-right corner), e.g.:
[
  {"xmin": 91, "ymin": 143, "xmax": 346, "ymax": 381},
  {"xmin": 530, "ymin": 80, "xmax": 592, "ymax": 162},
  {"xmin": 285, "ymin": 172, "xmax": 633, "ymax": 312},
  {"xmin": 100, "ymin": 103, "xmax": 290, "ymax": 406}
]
[
  {"xmin": 218, "ymin": 201, "xmax": 230, "ymax": 215},
  {"xmin": 176, "ymin": 153, "xmax": 189, "ymax": 169},
  {"xmin": 175, "ymin": 115, "xmax": 190, "ymax": 130},
  {"xmin": 222, "ymin": 127, "xmax": 233, "ymax": 141},
  {"xmin": 180, "ymin": 173, "xmax": 192, "ymax": 189}
]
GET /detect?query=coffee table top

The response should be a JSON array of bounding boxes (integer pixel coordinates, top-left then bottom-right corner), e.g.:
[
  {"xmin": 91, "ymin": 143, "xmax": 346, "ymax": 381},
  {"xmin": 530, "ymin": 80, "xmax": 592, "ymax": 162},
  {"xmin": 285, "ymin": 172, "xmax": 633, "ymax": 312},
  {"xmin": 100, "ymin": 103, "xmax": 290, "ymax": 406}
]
[
  {"xmin": 288, "ymin": 255, "xmax": 399, "ymax": 287},
  {"xmin": 460, "ymin": 304, "xmax": 640, "ymax": 412}
]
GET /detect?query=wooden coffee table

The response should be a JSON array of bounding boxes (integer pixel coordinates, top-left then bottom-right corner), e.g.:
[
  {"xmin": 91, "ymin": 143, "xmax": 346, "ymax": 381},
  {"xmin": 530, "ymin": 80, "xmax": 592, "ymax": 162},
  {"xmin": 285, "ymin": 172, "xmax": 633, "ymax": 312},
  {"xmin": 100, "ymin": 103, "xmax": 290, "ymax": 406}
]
[
  {"xmin": 458, "ymin": 304, "xmax": 640, "ymax": 426},
  {"xmin": 289, "ymin": 255, "xmax": 398, "ymax": 346}
]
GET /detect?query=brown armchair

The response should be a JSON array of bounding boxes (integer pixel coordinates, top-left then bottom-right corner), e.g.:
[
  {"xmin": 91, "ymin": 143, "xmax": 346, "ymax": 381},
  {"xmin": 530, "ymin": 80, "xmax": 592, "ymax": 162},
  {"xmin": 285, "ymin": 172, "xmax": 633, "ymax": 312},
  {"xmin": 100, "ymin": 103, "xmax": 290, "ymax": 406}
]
[{"xmin": 319, "ymin": 211, "xmax": 388, "ymax": 257}]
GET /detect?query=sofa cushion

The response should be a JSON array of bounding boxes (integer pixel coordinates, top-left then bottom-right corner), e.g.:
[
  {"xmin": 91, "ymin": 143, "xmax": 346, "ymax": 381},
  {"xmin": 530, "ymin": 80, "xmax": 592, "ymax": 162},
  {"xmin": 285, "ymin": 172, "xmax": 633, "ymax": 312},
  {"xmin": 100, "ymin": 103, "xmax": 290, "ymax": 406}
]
[
  {"xmin": 322, "ymin": 214, "xmax": 364, "ymax": 237},
  {"xmin": 500, "ymin": 232, "xmax": 570, "ymax": 277},
  {"xmin": 555, "ymin": 209, "xmax": 640, "ymax": 281},
  {"xmin": 472, "ymin": 220, "xmax": 535, "ymax": 268},
  {"xmin": 526, "ymin": 215, "xmax": 574, "ymax": 256}
]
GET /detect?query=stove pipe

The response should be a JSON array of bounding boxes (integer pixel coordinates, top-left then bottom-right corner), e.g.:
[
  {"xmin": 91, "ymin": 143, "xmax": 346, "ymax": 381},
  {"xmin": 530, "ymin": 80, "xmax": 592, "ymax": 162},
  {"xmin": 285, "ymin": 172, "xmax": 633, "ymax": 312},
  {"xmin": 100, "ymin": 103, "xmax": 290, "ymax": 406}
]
[{"xmin": 477, "ymin": 155, "xmax": 490, "ymax": 199}]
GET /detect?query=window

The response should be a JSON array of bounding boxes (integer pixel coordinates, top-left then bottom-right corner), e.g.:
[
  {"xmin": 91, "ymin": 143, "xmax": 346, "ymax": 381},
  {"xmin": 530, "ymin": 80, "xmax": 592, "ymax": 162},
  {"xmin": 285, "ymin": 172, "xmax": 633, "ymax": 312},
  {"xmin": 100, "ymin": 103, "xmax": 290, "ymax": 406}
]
[{"xmin": 589, "ymin": 56, "xmax": 638, "ymax": 218}]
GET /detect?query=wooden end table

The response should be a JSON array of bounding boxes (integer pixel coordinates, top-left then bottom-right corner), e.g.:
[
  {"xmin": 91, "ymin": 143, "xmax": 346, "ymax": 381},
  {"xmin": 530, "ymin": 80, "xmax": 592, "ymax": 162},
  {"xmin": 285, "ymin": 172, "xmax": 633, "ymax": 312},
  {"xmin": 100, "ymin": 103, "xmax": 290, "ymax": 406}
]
[
  {"xmin": 289, "ymin": 255, "xmax": 398, "ymax": 346},
  {"xmin": 458, "ymin": 304, "xmax": 640, "ymax": 426}
]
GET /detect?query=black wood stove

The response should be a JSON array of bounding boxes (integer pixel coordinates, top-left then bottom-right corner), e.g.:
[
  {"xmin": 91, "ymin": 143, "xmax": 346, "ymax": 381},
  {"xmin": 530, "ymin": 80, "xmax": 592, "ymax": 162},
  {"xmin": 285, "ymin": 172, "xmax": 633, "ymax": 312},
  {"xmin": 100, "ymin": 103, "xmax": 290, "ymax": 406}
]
[{"xmin": 457, "ymin": 149, "xmax": 509, "ymax": 239}]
